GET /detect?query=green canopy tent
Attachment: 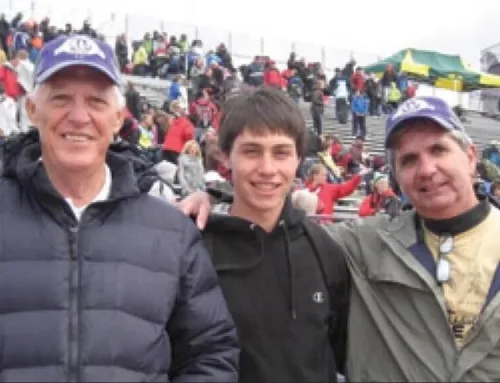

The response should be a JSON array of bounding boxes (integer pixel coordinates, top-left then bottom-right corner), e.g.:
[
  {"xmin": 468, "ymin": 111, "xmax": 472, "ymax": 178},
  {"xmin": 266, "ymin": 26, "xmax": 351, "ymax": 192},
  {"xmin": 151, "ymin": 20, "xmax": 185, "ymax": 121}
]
[{"xmin": 364, "ymin": 48, "xmax": 500, "ymax": 91}]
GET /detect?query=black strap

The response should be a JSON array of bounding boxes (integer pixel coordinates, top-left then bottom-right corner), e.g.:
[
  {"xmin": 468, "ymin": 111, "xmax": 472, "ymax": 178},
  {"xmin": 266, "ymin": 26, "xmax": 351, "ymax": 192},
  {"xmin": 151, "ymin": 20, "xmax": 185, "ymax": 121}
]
[{"xmin": 302, "ymin": 219, "xmax": 349, "ymax": 374}]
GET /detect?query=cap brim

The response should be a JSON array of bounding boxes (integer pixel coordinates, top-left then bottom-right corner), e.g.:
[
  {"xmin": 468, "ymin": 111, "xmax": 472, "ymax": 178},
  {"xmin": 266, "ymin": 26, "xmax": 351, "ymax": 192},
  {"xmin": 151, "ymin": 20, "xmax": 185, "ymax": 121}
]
[
  {"xmin": 385, "ymin": 114, "xmax": 455, "ymax": 149},
  {"xmin": 36, "ymin": 60, "xmax": 121, "ymax": 86}
]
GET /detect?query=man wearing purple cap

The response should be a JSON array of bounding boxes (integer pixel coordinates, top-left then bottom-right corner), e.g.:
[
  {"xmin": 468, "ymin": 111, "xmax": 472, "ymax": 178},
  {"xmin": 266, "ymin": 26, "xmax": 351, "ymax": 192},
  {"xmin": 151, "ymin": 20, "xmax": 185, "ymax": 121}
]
[
  {"xmin": 324, "ymin": 96, "xmax": 500, "ymax": 381},
  {"xmin": 177, "ymin": 94, "xmax": 500, "ymax": 380},
  {"xmin": 0, "ymin": 34, "xmax": 238, "ymax": 382}
]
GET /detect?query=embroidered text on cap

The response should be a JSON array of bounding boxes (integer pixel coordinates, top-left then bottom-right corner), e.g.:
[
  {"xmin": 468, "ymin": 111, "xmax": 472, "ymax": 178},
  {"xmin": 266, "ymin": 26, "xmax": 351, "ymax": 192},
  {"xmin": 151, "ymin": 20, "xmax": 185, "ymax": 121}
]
[
  {"xmin": 392, "ymin": 98, "xmax": 436, "ymax": 120},
  {"xmin": 54, "ymin": 35, "xmax": 105, "ymax": 59}
]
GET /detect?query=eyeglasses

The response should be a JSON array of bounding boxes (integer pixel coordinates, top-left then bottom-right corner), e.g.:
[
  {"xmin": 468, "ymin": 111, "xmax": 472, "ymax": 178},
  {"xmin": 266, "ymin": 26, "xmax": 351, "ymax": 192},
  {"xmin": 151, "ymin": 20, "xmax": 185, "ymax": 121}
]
[{"xmin": 436, "ymin": 235, "xmax": 453, "ymax": 284}]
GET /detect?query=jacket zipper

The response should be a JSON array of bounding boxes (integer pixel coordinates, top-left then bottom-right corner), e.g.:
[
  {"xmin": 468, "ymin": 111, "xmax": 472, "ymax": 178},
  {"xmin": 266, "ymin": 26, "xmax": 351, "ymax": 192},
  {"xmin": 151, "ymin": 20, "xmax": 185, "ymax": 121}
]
[{"xmin": 68, "ymin": 225, "xmax": 80, "ymax": 382}]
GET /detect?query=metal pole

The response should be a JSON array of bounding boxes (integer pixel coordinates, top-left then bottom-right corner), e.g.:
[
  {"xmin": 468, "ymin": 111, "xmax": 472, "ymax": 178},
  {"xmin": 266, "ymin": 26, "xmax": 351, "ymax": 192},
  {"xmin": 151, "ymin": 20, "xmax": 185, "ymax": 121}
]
[
  {"xmin": 321, "ymin": 46, "xmax": 326, "ymax": 69},
  {"xmin": 260, "ymin": 36, "xmax": 264, "ymax": 56}
]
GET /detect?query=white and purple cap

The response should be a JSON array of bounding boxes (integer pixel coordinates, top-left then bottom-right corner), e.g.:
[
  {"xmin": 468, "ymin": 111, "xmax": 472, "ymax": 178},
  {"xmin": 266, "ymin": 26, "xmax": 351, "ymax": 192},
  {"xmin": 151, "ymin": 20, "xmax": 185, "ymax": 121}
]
[
  {"xmin": 385, "ymin": 96, "xmax": 465, "ymax": 148},
  {"xmin": 34, "ymin": 34, "xmax": 121, "ymax": 85}
]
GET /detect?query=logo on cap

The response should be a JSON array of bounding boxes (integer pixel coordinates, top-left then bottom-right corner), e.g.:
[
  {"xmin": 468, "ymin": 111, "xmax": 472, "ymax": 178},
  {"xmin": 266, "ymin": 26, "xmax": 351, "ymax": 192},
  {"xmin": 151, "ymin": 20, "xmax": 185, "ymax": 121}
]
[
  {"xmin": 392, "ymin": 98, "xmax": 436, "ymax": 120},
  {"xmin": 54, "ymin": 35, "xmax": 105, "ymax": 59}
]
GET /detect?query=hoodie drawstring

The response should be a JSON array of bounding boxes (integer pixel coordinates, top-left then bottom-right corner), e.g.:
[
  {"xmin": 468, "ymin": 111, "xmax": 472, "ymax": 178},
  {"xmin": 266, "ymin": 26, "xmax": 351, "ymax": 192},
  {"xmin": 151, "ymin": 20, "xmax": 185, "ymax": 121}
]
[
  {"xmin": 280, "ymin": 220, "xmax": 297, "ymax": 320},
  {"xmin": 250, "ymin": 222, "xmax": 267, "ymax": 270}
]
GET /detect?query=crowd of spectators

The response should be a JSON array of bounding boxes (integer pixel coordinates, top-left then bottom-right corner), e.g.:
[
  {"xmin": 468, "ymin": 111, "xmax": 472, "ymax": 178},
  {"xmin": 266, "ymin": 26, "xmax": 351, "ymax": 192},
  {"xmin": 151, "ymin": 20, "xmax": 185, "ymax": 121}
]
[{"xmin": 1, "ymin": 13, "xmax": 499, "ymax": 221}]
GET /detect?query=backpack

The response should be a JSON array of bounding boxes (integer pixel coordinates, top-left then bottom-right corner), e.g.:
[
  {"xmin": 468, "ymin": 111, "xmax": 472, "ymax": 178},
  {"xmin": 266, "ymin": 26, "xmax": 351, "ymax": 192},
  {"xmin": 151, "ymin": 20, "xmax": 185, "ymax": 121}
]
[{"xmin": 202, "ymin": 217, "xmax": 349, "ymax": 374}]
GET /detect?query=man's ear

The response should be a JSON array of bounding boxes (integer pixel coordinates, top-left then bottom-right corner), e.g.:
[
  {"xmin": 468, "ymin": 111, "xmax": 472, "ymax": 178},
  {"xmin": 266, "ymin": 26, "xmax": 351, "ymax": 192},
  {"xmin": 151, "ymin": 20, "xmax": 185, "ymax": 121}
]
[
  {"xmin": 467, "ymin": 144, "xmax": 478, "ymax": 178},
  {"xmin": 25, "ymin": 96, "xmax": 38, "ymax": 129},
  {"xmin": 113, "ymin": 107, "xmax": 126, "ymax": 135}
]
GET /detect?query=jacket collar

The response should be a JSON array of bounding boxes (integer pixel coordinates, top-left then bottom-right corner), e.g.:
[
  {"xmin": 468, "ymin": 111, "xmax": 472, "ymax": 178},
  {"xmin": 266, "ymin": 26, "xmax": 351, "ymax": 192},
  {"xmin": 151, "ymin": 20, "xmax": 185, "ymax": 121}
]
[
  {"xmin": 1, "ymin": 131, "xmax": 160, "ymax": 225},
  {"xmin": 386, "ymin": 194, "xmax": 500, "ymax": 248},
  {"xmin": 384, "ymin": 210, "xmax": 419, "ymax": 248}
]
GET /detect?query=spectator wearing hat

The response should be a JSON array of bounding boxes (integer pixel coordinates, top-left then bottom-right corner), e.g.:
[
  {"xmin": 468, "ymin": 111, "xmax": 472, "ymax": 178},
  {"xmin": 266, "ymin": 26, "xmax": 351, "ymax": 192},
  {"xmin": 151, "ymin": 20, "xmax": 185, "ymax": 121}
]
[
  {"xmin": 325, "ymin": 96, "xmax": 500, "ymax": 381},
  {"xmin": 0, "ymin": 33, "xmax": 238, "ymax": 381}
]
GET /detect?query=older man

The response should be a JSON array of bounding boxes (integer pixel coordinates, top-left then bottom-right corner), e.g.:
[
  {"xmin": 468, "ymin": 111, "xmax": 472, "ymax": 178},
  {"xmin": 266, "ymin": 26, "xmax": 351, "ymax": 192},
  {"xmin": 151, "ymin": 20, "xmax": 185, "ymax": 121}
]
[
  {"xmin": 325, "ymin": 97, "xmax": 500, "ymax": 381},
  {"xmin": 0, "ymin": 34, "xmax": 238, "ymax": 382}
]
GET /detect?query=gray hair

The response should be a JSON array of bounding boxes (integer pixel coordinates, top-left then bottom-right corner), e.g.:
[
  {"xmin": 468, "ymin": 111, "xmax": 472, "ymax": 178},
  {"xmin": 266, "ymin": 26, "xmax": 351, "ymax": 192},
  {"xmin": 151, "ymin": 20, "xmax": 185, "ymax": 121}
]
[
  {"xmin": 388, "ymin": 122, "xmax": 473, "ymax": 171},
  {"xmin": 291, "ymin": 189, "xmax": 319, "ymax": 215},
  {"xmin": 30, "ymin": 83, "xmax": 126, "ymax": 108}
]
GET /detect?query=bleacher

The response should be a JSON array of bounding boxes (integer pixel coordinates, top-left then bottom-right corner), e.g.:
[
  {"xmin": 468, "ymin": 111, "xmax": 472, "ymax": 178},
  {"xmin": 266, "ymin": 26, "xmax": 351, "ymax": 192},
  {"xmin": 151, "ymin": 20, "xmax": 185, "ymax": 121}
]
[
  {"xmin": 126, "ymin": 72, "xmax": 499, "ymax": 159},
  {"xmin": 124, "ymin": 73, "xmax": 500, "ymax": 221},
  {"xmin": 321, "ymin": 104, "xmax": 499, "ymax": 157},
  {"xmin": 122, "ymin": 75, "xmax": 168, "ymax": 108}
]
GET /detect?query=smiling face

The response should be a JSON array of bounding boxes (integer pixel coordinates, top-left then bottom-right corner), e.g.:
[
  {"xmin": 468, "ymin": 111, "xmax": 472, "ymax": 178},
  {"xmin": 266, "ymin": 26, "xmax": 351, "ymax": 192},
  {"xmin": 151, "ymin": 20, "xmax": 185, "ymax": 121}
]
[
  {"xmin": 222, "ymin": 128, "xmax": 300, "ymax": 219},
  {"xmin": 26, "ymin": 66, "xmax": 124, "ymax": 175},
  {"xmin": 392, "ymin": 120, "xmax": 478, "ymax": 219}
]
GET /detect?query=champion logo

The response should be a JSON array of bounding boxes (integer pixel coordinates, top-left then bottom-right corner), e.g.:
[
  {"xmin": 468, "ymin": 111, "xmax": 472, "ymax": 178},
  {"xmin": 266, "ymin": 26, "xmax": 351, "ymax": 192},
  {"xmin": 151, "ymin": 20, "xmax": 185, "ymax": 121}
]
[{"xmin": 312, "ymin": 291, "xmax": 325, "ymax": 304}]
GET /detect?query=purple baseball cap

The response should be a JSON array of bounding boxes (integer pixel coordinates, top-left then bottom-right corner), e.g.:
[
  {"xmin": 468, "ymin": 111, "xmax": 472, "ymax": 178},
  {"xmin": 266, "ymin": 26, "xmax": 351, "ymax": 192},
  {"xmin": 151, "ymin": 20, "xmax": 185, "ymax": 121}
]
[
  {"xmin": 34, "ymin": 34, "xmax": 121, "ymax": 85},
  {"xmin": 385, "ymin": 96, "xmax": 465, "ymax": 148}
]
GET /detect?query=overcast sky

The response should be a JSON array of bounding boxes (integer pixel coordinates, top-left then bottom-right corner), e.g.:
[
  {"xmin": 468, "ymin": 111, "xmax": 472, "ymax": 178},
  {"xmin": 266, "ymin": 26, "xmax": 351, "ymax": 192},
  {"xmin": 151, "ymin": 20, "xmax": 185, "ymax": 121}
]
[{"xmin": 5, "ymin": 0, "xmax": 500, "ymax": 69}]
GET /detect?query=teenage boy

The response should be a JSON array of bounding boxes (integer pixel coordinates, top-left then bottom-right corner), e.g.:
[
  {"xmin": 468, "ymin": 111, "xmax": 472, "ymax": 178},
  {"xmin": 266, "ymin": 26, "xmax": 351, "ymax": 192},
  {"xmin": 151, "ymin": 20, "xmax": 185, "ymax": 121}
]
[{"xmin": 181, "ymin": 87, "xmax": 350, "ymax": 382}]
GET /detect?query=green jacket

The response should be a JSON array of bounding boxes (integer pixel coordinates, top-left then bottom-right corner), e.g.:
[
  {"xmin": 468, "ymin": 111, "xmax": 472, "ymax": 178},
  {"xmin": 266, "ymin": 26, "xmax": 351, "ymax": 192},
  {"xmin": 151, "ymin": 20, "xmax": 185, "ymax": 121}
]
[{"xmin": 324, "ymin": 210, "xmax": 500, "ymax": 382}]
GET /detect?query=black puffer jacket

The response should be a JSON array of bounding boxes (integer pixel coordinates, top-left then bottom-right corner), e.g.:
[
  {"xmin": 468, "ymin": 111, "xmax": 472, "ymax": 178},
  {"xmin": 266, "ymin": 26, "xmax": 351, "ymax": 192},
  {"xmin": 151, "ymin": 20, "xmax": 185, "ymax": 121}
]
[{"xmin": 0, "ymin": 132, "xmax": 238, "ymax": 382}]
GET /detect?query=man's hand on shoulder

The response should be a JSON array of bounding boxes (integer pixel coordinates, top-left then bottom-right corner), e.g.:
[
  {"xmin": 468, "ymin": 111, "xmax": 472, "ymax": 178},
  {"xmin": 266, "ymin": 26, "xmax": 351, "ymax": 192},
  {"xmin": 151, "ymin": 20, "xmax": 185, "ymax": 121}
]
[{"xmin": 176, "ymin": 191, "xmax": 212, "ymax": 230}]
